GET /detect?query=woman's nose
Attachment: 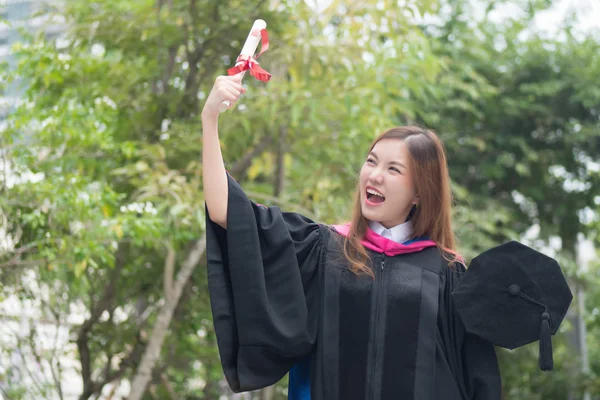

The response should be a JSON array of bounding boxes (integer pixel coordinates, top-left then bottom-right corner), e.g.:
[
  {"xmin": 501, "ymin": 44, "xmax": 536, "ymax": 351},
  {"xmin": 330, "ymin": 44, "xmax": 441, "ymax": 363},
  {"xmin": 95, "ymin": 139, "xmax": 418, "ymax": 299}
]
[{"xmin": 369, "ymin": 168, "xmax": 384, "ymax": 183}]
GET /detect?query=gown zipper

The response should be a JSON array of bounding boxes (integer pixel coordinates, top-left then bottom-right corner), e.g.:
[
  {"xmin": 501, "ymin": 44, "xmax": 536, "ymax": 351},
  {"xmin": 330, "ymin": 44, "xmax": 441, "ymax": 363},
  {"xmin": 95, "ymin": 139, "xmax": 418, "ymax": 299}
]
[{"xmin": 368, "ymin": 255, "xmax": 386, "ymax": 399}]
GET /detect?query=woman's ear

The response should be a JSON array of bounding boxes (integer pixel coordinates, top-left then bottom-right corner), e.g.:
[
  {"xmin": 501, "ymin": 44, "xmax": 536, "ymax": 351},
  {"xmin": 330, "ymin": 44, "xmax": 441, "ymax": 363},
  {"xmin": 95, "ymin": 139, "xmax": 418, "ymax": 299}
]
[{"xmin": 413, "ymin": 196, "xmax": 419, "ymax": 206}]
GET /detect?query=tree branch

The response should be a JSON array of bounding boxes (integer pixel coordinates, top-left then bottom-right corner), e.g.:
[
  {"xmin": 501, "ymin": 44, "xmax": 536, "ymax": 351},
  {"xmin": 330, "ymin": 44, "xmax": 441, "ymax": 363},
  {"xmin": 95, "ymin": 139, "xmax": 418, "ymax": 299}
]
[
  {"xmin": 154, "ymin": 0, "xmax": 177, "ymax": 96},
  {"xmin": 128, "ymin": 235, "xmax": 207, "ymax": 400},
  {"xmin": 79, "ymin": 327, "xmax": 148, "ymax": 400},
  {"xmin": 175, "ymin": 0, "xmax": 203, "ymax": 117},
  {"xmin": 163, "ymin": 242, "xmax": 175, "ymax": 303},
  {"xmin": 0, "ymin": 240, "xmax": 40, "ymax": 268},
  {"xmin": 0, "ymin": 259, "xmax": 43, "ymax": 268},
  {"xmin": 77, "ymin": 243, "xmax": 128, "ymax": 400},
  {"xmin": 103, "ymin": 334, "xmax": 147, "ymax": 383},
  {"xmin": 10, "ymin": 324, "xmax": 54, "ymax": 397},
  {"xmin": 160, "ymin": 373, "xmax": 177, "ymax": 400},
  {"xmin": 102, "ymin": 378, "xmax": 121, "ymax": 400},
  {"xmin": 228, "ymin": 134, "xmax": 273, "ymax": 180},
  {"xmin": 39, "ymin": 297, "xmax": 65, "ymax": 400}
]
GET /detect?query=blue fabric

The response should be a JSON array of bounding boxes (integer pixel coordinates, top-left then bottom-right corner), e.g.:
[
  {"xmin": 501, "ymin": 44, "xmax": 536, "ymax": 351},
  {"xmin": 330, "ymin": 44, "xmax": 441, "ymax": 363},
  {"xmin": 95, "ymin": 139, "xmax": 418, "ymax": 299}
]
[
  {"xmin": 404, "ymin": 236, "xmax": 430, "ymax": 245},
  {"xmin": 288, "ymin": 355, "xmax": 311, "ymax": 400},
  {"xmin": 286, "ymin": 237, "xmax": 431, "ymax": 400}
]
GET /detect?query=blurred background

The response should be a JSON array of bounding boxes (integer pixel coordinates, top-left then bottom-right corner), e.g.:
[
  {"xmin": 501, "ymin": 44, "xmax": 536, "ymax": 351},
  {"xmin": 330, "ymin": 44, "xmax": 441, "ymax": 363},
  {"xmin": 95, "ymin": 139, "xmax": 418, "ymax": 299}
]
[{"xmin": 0, "ymin": 0, "xmax": 599, "ymax": 399}]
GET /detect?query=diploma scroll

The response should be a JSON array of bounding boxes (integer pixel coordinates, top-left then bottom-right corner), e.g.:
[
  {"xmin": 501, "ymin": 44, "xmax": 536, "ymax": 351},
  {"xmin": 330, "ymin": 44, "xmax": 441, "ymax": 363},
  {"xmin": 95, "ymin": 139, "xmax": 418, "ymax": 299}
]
[{"xmin": 219, "ymin": 19, "xmax": 270, "ymax": 113}]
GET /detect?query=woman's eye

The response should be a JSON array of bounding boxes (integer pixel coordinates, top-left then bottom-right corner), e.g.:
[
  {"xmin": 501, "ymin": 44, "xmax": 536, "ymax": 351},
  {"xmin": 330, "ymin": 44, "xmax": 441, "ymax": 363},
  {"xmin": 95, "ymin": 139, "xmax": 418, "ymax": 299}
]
[
  {"xmin": 366, "ymin": 158, "xmax": 376, "ymax": 164},
  {"xmin": 390, "ymin": 167, "xmax": 401, "ymax": 173}
]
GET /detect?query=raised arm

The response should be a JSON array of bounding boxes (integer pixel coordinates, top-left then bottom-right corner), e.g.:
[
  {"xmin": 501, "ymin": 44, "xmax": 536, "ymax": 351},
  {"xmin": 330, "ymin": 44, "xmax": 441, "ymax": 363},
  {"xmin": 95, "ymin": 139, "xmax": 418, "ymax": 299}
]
[{"xmin": 201, "ymin": 74, "xmax": 245, "ymax": 228}]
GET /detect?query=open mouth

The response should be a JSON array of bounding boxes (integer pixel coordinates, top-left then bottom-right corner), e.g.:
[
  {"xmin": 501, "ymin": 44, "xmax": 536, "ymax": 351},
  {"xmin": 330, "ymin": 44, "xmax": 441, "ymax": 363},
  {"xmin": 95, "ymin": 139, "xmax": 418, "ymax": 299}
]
[{"xmin": 366, "ymin": 188, "xmax": 386, "ymax": 204}]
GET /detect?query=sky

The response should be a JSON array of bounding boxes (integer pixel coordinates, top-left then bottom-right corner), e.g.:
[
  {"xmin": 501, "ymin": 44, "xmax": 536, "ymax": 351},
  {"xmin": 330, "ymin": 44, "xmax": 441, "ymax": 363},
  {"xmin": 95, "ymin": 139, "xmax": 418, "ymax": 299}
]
[
  {"xmin": 308, "ymin": 0, "xmax": 600, "ymax": 38},
  {"xmin": 529, "ymin": 0, "xmax": 600, "ymax": 35}
]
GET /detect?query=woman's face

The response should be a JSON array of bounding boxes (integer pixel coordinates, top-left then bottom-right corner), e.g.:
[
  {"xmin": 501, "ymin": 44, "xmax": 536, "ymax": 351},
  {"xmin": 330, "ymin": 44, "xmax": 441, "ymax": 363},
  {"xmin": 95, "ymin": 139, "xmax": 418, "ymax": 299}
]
[{"xmin": 359, "ymin": 138, "xmax": 418, "ymax": 228}]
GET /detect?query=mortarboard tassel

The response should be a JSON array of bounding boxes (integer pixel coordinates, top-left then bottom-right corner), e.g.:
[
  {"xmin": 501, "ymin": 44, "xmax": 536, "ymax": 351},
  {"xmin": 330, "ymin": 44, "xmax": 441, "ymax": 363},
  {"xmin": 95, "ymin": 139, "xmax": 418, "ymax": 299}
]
[
  {"xmin": 510, "ymin": 286, "xmax": 555, "ymax": 371},
  {"xmin": 539, "ymin": 312, "xmax": 553, "ymax": 371}
]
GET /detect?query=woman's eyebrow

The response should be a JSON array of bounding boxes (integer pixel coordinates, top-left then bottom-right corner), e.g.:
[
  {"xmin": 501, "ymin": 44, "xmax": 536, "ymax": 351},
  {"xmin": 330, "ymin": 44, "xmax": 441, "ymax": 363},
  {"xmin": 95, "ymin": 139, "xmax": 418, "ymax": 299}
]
[
  {"xmin": 369, "ymin": 151, "xmax": 406, "ymax": 168},
  {"xmin": 389, "ymin": 160, "xmax": 406, "ymax": 168}
]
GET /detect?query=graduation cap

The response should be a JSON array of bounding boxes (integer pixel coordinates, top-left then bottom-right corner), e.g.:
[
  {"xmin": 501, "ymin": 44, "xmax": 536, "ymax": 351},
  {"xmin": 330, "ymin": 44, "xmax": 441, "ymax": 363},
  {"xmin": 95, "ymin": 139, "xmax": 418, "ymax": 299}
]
[{"xmin": 452, "ymin": 241, "xmax": 573, "ymax": 371}]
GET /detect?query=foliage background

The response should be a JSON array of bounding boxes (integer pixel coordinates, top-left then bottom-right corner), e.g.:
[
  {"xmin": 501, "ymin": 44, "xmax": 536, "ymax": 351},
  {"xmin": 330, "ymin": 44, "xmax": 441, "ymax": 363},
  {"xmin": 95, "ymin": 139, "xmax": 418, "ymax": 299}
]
[{"xmin": 1, "ymin": 0, "xmax": 599, "ymax": 399}]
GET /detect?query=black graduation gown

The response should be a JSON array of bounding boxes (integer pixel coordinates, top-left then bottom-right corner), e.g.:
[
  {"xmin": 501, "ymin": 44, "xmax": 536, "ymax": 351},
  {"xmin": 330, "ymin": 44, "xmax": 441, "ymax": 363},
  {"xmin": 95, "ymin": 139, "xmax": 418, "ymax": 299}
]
[{"xmin": 206, "ymin": 174, "xmax": 501, "ymax": 400}]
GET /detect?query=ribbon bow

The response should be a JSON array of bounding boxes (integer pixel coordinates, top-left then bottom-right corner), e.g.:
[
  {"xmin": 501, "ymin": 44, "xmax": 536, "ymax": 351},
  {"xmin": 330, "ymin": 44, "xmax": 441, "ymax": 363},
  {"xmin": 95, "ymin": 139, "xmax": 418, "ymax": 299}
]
[{"xmin": 227, "ymin": 29, "xmax": 271, "ymax": 82}]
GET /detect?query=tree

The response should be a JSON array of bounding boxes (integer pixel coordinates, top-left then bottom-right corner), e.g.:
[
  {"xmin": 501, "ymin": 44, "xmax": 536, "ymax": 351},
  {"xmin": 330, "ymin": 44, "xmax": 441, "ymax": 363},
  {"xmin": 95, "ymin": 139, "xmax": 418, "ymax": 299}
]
[
  {"xmin": 2, "ymin": 0, "xmax": 599, "ymax": 398},
  {"xmin": 2, "ymin": 0, "xmax": 288, "ymax": 398},
  {"xmin": 416, "ymin": 0, "xmax": 600, "ymax": 397}
]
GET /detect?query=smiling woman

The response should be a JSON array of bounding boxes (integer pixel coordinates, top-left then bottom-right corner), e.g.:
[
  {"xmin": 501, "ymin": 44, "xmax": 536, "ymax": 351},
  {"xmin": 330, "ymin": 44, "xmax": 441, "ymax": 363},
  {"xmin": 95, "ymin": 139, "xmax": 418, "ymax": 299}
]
[
  {"xmin": 346, "ymin": 126, "xmax": 459, "ymax": 278},
  {"xmin": 202, "ymin": 76, "xmax": 501, "ymax": 400},
  {"xmin": 361, "ymin": 140, "xmax": 417, "ymax": 225}
]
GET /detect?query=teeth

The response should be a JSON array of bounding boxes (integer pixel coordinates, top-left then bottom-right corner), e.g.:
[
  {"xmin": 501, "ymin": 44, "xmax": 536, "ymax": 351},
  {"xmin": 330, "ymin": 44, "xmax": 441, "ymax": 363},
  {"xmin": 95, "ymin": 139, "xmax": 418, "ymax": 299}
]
[{"xmin": 367, "ymin": 189, "xmax": 384, "ymax": 198}]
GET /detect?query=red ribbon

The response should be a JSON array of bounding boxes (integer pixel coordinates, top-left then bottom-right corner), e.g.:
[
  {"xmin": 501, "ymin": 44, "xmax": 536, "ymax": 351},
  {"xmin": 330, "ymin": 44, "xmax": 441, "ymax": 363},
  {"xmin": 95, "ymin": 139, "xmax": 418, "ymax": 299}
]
[{"xmin": 227, "ymin": 29, "xmax": 271, "ymax": 82}]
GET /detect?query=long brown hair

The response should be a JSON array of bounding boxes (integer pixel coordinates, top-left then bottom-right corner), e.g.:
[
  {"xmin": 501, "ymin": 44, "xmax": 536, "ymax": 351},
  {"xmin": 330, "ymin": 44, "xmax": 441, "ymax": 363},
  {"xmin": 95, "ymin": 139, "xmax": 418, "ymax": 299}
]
[{"xmin": 342, "ymin": 126, "xmax": 459, "ymax": 277}]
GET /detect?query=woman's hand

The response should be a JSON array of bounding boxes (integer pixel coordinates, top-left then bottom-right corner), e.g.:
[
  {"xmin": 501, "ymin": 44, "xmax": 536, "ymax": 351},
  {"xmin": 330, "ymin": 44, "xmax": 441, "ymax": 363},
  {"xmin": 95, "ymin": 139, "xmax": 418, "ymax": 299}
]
[{"xmin": 201, "ymin": 74, "xmax": 246, "ymax": 120}]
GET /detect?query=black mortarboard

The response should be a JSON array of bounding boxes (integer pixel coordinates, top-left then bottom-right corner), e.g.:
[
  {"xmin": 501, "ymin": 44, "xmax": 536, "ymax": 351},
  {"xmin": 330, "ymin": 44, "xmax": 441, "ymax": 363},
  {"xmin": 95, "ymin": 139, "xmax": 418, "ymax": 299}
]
[{"xmin": 452, "ymin": 241, "xmax": 573, "ymax": 371}]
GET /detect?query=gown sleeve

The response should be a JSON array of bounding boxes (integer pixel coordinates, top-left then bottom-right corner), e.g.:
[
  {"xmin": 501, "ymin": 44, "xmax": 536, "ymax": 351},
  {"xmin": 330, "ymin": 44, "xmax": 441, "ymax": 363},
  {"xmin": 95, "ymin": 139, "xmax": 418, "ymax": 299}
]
[
  {"xmin": 440, "ymin": 263, "xmax": 502, "ymax": 400},
  {"xmin": 206, "ymin": 173, "xmax": 323, "ymax": 393}
]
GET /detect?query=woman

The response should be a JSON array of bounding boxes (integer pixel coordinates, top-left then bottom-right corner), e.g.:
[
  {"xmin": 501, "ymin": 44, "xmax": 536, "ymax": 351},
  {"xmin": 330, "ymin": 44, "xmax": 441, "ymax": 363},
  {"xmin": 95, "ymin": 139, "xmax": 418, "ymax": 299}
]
[{"xmin": 202, "ymin": 75, "xmax": 501, "ymax": 400}]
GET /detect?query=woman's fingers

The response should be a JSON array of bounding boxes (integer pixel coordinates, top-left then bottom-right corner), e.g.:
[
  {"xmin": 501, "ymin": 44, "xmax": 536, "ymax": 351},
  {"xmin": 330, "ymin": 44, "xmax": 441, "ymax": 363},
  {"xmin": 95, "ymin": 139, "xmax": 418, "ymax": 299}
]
[
  {"xmin": 223, "ymin": 85, "xmax": 242, "ymax": 99},
  {"xmin": 201, "ymin": 75, "xmax": 248, "ymax": 117}
]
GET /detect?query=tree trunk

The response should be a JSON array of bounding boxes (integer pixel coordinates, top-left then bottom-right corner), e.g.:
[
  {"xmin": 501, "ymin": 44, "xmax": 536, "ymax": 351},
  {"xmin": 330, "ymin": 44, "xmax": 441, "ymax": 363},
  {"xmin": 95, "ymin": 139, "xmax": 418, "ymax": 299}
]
[{"xmin": 127, "ymin": 235, "xmax": 207, "ymax": 400}]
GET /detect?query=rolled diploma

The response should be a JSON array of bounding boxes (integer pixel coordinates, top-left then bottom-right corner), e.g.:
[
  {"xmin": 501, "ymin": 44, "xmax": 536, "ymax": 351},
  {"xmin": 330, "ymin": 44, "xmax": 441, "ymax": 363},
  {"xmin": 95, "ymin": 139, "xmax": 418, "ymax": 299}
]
[{"xmin": 218, "ymin": 19, "xmax": 267, "ymax": 113}]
